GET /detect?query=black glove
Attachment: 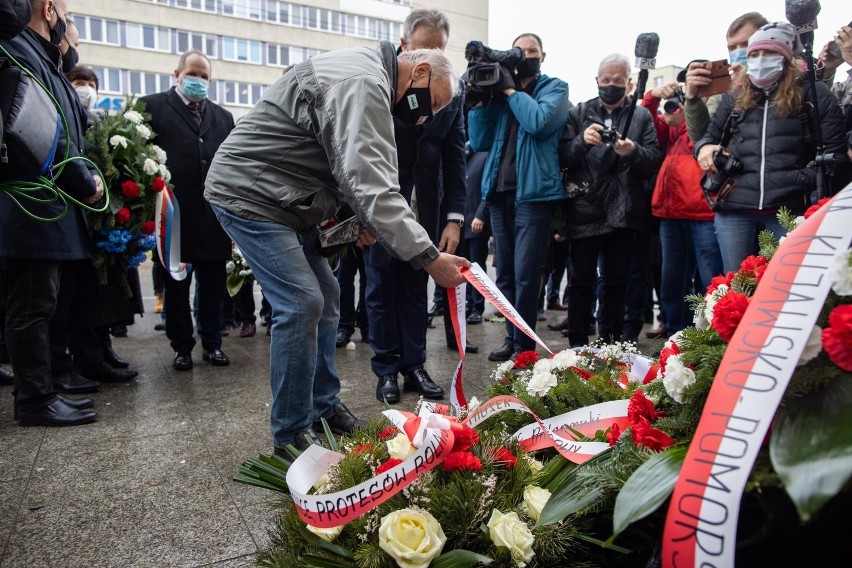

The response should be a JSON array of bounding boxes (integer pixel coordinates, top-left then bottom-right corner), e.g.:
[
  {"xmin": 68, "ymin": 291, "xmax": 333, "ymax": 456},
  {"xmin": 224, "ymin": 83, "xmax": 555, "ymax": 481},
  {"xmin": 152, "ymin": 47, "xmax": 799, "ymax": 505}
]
[
  {"xmin": 497, "ymin": 65, "xmax": 517, "ymax": 93},
  {"xmin": 464, "ymin": 41, "xmax": 485, "ymax": 63}
]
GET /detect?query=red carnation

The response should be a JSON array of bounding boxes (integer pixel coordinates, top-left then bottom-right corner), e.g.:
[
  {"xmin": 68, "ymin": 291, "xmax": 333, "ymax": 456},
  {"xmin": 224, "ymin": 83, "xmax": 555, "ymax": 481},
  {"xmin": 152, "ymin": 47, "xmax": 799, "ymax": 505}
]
[
  {"xmin": 441, "ymin": 451, "xmax": 482, "ymax": 473},
  {"xmin": 488, "ymin": 446, "xmax": 517, "ymax": 468},
  {"xmin": 706, "ymin": 271, "xmax": 735, "ymax": 295},
  {"xmin": 151, "ymin": 177, "xmax": 166, "ymax": 193},
  {"xmin": 710, "ymin": 290, "xmax": 750, "ymax": 342},
  {"xmin": 353, "ymin": 444, "xmax": 373, "ymax": 454},
  {"xmin": 822, "ymin": 305, "xmax": 852, "ymax": 371},
  {"xmin": 804, "ymin": 197, "xmax": 831, "ymax": 219},
  {"xmin": 606, "ymin": 423, "xmax": 622, "ymax": 446},
  {"xmin": 114, "ymin": 207, "xmax": 131, "ymax": 225},
  {"xmin": 378, "ymin": 427, "xmax": 397, "ymax": 440},
  {"xmin": 452, "ymin": 425, "xmax": 479, "ymax": 452},
  {"xmin": 630, "ymin": 417, "xmax": 675, "ymax": 452},
  {"xmin": 628, "ymin": 389, "xmax": 664, "ymax": 424},
  {"xmin": 121, "ymin": 180, "xmax": 140, "ymax": 199},
  {"xmin": 739, "ymin": 255, "xmax": 768, "ymax": 283},
  {"xmin": 376, "ymin": 457, "xmax": 403, "ymax": 474},
  {"xmin": 658, "ymin": 344, "xmax": 680, "ymax": 377},
  {"xmin": 514, "ymin": 350, "xmax": 539, "ymax": 369},
  {"xmin": 140, "ymin": 221, "xmax": 156, "ymax": 235}
]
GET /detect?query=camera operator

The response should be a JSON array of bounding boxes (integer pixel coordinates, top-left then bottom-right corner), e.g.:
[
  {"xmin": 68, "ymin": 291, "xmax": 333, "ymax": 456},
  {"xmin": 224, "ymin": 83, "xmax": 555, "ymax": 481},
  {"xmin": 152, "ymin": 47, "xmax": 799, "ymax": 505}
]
[
  {"xmin": 644, "ymin": 79, "xmax": 722, "ymax": 338},
  {"xmin": 820, "ymin": 24, "xmax": 852, "ymax": 135},
  {"xmin": 694, "ymin": 22, "xmax": 846, "ymax": 273},
  {"xmin": 467, "ymin": 32, "xmax": 569, "ymax": 362},
  {"xmin": 558, "ymin": 53, "xmax": 662, "ymax": 348},
  {"xmin": 684, "ymin": 12, "xmax": 769, "ymax": 142}
]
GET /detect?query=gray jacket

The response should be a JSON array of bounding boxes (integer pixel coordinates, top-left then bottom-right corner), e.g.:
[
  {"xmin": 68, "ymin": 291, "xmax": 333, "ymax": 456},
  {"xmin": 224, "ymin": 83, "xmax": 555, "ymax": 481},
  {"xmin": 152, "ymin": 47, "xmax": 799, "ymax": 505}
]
[{"xmin": 204, "ymin": 44, "xmax": 438, "ymax": 269}]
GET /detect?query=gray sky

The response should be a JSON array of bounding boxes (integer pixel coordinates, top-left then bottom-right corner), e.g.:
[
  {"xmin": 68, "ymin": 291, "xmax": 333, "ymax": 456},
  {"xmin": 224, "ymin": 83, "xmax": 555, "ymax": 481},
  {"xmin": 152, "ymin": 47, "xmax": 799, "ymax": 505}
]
[{"xmin": 488, "ymin": 0, "xmax": 850, "ymax": 103}]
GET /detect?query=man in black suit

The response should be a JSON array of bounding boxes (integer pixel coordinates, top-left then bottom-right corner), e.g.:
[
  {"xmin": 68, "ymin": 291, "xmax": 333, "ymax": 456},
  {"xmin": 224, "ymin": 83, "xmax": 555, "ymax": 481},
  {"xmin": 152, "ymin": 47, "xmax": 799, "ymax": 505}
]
[
  {"xmin": 142, "ymin": 50, "xmax": 235, "ymax": 370},
  {"xmin": 369, "ymin": 9, "xmax": 469, "ymax": 404}
]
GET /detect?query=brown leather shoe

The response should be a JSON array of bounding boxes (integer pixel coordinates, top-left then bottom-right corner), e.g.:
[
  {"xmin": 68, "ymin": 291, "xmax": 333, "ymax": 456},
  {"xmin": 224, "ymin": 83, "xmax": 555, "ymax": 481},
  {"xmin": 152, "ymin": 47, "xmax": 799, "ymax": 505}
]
[
  {"xmin": 239, "ymin": 322, "xmax": 257, "ymax": 338},
  {"xmin": 547, "ymin": 300, "xmax": 568, "ymax": 311}
]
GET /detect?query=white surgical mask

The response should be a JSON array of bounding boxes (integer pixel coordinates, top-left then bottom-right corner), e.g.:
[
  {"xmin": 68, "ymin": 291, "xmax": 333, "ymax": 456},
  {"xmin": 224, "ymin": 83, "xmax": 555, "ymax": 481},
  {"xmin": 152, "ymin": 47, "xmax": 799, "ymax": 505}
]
[
  {"xmin": 746, "ymin": 55, "xmax": 785, "ymax": 89},
  {"xmin": 75, "ymin": 85, "xmax": 97, "ymax": 110},
  {"xmin": 728, "ymin": 47, "xmax": 748, "ymax": 67}
]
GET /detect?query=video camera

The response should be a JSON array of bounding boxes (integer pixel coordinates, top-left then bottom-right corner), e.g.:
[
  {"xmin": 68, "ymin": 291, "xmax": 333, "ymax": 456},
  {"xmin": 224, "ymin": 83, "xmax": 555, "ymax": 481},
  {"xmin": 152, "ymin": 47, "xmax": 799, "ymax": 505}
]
[
  {"xmin": 663, "ymin": 88, "xmax": 686, "ymax": 114},
  {"xmin": 462, "ymin": 41, "xmax": 525, "ymax": 101}
]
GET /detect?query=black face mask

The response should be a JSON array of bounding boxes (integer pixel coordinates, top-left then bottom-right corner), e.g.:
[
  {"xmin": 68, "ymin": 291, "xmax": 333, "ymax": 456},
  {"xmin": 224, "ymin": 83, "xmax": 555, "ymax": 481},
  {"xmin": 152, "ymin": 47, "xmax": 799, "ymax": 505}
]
[
  {"xmin": 393, "ymin": 72, "xmax": 433, "ymax": 126},
  {"xmin": 62, "ymin": 46, "xmax": 78, "ymax": 72},
  {"xmin": 516, "ymin": 57, "xmax": 541, "ymax": 78},
  {"xmin": 49, "ymin": 10, "xmax": 67, "ymax": 47},
  {"xmin": 598, "ymin": 84, "xmax": 626, "ymax": 105}
]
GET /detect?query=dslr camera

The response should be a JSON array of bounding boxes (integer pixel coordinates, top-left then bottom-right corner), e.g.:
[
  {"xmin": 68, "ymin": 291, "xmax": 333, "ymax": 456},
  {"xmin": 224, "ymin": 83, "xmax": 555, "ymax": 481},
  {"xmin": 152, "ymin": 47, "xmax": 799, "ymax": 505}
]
[
  {"xmin": 701, "ymin": 148, "xmax": 743, "ymax": 209},
  {"xmin": 462, "ymin": 41, "xmax": 525, "ymax": 99},
  {"xmin": 663, "ymin": 88, "xmax": 686, "ymax": 114}
]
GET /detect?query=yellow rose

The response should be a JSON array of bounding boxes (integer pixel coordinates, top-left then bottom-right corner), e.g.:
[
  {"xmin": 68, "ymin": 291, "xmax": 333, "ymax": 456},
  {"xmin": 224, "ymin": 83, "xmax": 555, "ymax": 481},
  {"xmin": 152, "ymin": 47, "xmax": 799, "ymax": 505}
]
[
  {"xmin": 523, "ymin": 485, "xmax": 551, "ymax": 522},
  {"xmin": 305, "ymin": 523, "xmax": 342, "ymax": 542},
  {"xmin": 487, "ymin": 509, "xmax": 535, "ymax": 567},
  {"xmin": 378, "ymin": 508, "xmax": 446, "ymax": 568},
  {"xmin": 386, "ymin": 432, "xmax": 416, "ymax": 461},
  {"xmin": 524, "ymin": 455, "xmax": 544, "ymax": 474}
]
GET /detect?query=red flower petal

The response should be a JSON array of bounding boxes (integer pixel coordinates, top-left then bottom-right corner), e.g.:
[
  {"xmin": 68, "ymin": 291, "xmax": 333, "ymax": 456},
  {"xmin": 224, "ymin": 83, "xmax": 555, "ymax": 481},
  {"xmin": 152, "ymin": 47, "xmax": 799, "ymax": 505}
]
[{"xmin": 822, "ymin": 305, "xmax": 852, "ymax": 371}]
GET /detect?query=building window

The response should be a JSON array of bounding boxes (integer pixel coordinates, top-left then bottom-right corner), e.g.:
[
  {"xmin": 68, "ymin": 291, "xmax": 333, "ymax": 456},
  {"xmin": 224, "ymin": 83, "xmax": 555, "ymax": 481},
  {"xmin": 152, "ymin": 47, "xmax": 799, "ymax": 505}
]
[
  {"xmin": 222, "ymin": 37, "xmax": 262, "ymax": 64},
  {"xmin": 125, "ymin": 23, "xmax": 171, "ymax": 52},
  {"xmin": 92, "ymin": 66, "xmax": 122, "ymax": 94},
  {"xmin": 77, "ymin": 17, "xmax": 121, "ymax": 45},
  {"xmin": 176, "ymin": 31, "xmax": 217, "ymax": 57},
  {"xmin": 129, "ymin": 71, "xmax": 173, "ymax": 96}
]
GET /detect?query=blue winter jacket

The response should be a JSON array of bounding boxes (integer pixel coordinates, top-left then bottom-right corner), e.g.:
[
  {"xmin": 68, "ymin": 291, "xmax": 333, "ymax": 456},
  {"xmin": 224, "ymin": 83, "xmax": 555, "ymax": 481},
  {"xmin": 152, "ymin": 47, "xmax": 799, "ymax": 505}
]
[{"xmin": 467, "ymin": 74, "xmax": 569, "ymax": 204}]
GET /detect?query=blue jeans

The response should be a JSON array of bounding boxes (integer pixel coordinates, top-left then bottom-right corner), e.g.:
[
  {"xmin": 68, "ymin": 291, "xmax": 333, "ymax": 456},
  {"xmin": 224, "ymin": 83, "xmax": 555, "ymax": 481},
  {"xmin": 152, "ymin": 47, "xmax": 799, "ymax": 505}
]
[
  {"xmin": 714, "ymin": 211, "xmax": 786, "ymax": 273},
  {"xmin": 659, "ymin": 219, "xmax": 723, "ymax": 333},
  {"xmin": 211, "ymin": 205, "xmax": 341, "ymax": 448},
  {"xmin": 489, "ymin": 195, "xmax": 553, "ymax": 350}
]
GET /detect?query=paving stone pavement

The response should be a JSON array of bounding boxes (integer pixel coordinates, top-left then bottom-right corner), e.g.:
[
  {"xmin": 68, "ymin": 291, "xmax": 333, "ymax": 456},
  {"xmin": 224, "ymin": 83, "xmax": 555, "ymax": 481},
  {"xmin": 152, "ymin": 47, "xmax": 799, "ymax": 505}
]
[{"xmin": 0, "ymin": 261, "xmax": 662, "ymax": 567}]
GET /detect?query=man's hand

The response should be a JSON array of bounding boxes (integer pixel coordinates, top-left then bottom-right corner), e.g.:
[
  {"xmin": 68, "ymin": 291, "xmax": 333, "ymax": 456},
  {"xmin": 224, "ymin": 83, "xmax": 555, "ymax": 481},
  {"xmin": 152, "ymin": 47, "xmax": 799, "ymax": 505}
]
[
  {"xmin": 820, "ymin": 41, "xmax": 844, "ymax": 71},
  {"xmin": 836, "ymin": 25, "xmax": 852, "ymax": 66},
  {"xmin": 498, "ymin": 65, "xmax": 516, "ymax": 96},
  {"xmin": 583, "ymin": 123, "xmax": 604, "ymax": 147},
  {"xmin": 613, "ymin": 137, "xmax": 635, "ymax": 157},
  {"xmin": 471, "ymin": 217, "xmax": 485, "ymax": 234},
  {"xmin": 85, "ymin": 174, "xmax": 104, "ymax": 204},
  {"xmin": 438, "ymin": 222, "xmax": 460, "ymax": 254},
  {"xmin": 697, "ymin": 144, "xmax": 721, "ymax": 173},
  {"xmin": 355, "ymin": 228, "xmax": 376, "ymax": 248},
  {"xmin": 685, "ymin": 61, "xmax": 711, "ymax": 99},
  {"xmin": 424, "ymin": 252, "xmax": 470, "ymax": 288},
  {"xmin": 650, "ymin": 82, "xmax": 679, "ymax": 100}
]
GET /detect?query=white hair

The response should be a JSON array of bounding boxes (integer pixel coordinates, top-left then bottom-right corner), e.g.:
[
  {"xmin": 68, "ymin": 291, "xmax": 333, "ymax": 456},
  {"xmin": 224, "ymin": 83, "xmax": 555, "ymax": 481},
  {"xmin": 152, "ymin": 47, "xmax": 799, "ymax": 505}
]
[
  {"xmin": 398, "ymin": 48, "xmax": 459, "ymax": 98},
  {"xmin": 597, "ymin": 53, "xmax": 631, "ymax": 78}
]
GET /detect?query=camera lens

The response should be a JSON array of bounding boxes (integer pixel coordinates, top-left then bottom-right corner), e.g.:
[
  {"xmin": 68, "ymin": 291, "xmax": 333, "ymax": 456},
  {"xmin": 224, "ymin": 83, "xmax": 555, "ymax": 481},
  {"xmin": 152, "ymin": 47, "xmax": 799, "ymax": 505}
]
[{"xmin": 663, "ymin": 99, "xmax": 681, "ymax": 114}]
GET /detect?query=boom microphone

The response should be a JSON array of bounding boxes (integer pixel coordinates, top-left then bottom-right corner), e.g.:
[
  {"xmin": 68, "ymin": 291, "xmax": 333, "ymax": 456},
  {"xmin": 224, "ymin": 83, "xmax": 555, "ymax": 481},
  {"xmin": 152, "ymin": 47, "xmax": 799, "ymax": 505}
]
[
  {"xmin": 785, "ymin": 0, "xmax": 820, "ymax": 33},
  {"xmin": 634, "ymin": 33, "xmax": 660, "ymax": 70}
]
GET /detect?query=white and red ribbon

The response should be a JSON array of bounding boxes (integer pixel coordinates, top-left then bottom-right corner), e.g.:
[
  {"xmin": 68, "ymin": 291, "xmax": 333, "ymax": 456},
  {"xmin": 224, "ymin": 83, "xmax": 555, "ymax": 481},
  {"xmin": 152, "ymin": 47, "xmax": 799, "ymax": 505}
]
[
  {"xmin": 662, "ymin": 184, "xmax": 852, "ymax": 568},
  {"xmin": 446, "ymin": 283, "xmax": 468, "ymax": 413},
  {"xmin": 155, "ymin": 187, "xmax": 190, "ymax": 281}
]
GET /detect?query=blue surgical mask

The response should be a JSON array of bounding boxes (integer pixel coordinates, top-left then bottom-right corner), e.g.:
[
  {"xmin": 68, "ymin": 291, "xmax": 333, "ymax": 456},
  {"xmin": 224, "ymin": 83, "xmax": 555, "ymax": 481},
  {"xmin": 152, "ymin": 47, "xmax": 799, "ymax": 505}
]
[
  {"xmin": 746, "ymin": 55, "xmax": 785, "ymax": 89},
  {"xmin": 729, "ymin": 47, "xmax": 748, "ymax": 67},
  {"xmin": 180, "ymin": 76, "xmax": 209, "ymax": 102}
]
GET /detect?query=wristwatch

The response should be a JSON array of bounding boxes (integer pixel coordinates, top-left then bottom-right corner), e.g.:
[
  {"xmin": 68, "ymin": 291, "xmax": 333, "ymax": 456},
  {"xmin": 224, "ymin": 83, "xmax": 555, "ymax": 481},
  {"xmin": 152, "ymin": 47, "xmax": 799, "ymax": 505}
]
[{"xmin": 447, "ymin": 219, "xmax": 463, "ymax": 226}]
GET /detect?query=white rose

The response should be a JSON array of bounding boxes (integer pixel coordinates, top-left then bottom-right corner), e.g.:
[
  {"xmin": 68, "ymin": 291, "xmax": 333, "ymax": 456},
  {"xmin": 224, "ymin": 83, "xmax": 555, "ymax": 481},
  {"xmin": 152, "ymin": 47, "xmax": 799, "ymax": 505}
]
[
  {"xmin": 496, "ymin": 360, "xmax": 515, "ymax": 376},
  {"xmin": 828, "ymin": 249, "xmax": 852, "ymax": 297},
  {"xmin": 151, "ymin": 144, "xmax": 167, "ymax": 164},
  {"xmin": 123, "ymin": 109, "xmax": 143, "ymax": 124},
  {"xmin": 525, "ymin": 369, "xmax": 557, "ymax": 398},
  {"xmin": 306, "ymin": 523, "xmax": 342, "ymax": 542},
  {"xmin": 523, "ymin": 485, "xmax": 551, "ymax": 522},
  {"xmin": 136, "ymin": 124, "xmax": 152, "ymax": 139},
  {"xmin": 524, "ymin": 455, "xmax": 544, "ymax": 474},
  {"xmin": 386, "ymin": 432, "xmax": 416, "ymax": 461},
  {"xmin": 662, "ymin": 354, "xmax": 696, "ymax": 403},
  {"xmin": 797, "ymin": 326, "xmax": 822, "ymax": 366},
  {"xmin": 487, "ymin": 509, "xmax": 535, "ymax": 567},
  {"xmin": 226, "ymin": 261, "xmax": 236, "ymax": 274},
  {"xmin": 551, "ymin": 349, "xmax": 579, "ymax": 370},
  {"xmin": 109, "ymin": 135, "xmax": 128, "ymax": 149},
  {"xmin": 143, "ymin": 158, "xmax": 158, "ymax": 175},
  {"xmin": 378, "ymin": 509, "xmax": 446, "ymax": 568}
]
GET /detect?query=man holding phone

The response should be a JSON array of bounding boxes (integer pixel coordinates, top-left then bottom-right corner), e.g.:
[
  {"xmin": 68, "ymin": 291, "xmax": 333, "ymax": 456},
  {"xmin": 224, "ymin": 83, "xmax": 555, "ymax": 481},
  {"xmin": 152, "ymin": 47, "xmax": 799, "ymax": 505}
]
[{"xmin": 683, "ymin": 11, "xmax": 768, "ymax": 142}]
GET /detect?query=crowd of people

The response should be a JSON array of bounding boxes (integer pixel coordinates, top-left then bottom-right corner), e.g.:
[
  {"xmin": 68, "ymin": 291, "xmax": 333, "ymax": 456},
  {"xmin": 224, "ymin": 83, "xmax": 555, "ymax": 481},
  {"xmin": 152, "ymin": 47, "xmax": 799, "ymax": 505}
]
[{"xmin": 1, "ymin": 1, "xmax": 851, "ymax": 459}]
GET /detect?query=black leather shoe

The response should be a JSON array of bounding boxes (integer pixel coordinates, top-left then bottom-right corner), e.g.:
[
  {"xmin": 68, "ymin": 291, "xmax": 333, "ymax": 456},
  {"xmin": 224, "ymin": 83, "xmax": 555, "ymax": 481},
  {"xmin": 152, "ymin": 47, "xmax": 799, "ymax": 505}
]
[
  {"xmin": 314, "ymin": 403, "xmax": 367, "ymax": 435},
  {"xmin": 57, "ymin": 394, "xmax": 94, "ymax": 409},
  {"xmin": 488, "ymin": 343, "xmax": 515, "ymax": 362},
  {"xmin": 273, "ymin": 429, "xmax": 321, "ymax": 462},
  {"xmin": 547, "ymin": 317, "xmax": 570, "ymax": 331},
  {"xmin": 376, "ymin": 374, "xmax": 400, "ymax": 403},
  {"xmin": 202, "ymin": 349, "xmax": 230, "ymax": 366},
  {"xmin": 154, "ymin": 323, "xmax": 166, "ymax": 331},
  {"xmin": 77, "ymin": 362, "xmax": 138, "ymax": 383},
  {"xmin": 17, "ymin": 398, "xmax": 98, "ymax": 427},
  {"xmin": 104, "ymin": 346, "xmax": 130, "ymax": 369},
  {"xmin": 336, "ymin": 329, "xmax": 352, "ymax": 348},
  {"xmin": 466, "ymin": 313, "xmax": 483, "ymax": 325},
  {"xmin": 447, "ymin": 340, "xmax": 479, "ymax": 354},
  {"xmin": 173, "ymin": 353, "xmax": 193, "ymax": 371},
  {"xmin": 0, "ymin": 366, "xmax": 13, "ymax": 386},
  {"xmin": 402, "ymin": 368, "xmax": 444, "ymax": 399},
  {"xmin": 53, "ymin": 371, "xmax": 101, "ymax": 394},
  {"xmin": 110, "ymin": 324, "xmax": 128, "ymax": 338}
]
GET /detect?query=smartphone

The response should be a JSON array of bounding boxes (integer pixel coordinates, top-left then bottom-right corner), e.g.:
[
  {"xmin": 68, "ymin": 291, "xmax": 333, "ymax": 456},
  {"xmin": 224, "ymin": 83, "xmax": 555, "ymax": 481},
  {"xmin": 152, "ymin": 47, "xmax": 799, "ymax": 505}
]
[{"xmin": 695, "ymin": 59, "xmax": 731, "ymax": 98}]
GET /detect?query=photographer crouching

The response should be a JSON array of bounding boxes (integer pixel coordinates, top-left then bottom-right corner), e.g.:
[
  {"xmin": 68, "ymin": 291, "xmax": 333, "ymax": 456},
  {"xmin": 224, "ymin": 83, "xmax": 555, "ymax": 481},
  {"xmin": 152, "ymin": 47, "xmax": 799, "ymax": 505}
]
[{"xmin": 465, "ymin": 33, "xmax": 569, "ymax": 362}]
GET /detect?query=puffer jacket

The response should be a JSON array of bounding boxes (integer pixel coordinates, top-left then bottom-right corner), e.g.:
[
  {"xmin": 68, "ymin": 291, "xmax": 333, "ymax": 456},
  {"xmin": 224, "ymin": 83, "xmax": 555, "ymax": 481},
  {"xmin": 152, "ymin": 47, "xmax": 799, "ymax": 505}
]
[
  {"xmin": 643, "ymin": 92, "xmax": 713, "ymax": 221},
  {"xmin": 694, "ymin": 78, "xmax": 846, "ymax": 212}
]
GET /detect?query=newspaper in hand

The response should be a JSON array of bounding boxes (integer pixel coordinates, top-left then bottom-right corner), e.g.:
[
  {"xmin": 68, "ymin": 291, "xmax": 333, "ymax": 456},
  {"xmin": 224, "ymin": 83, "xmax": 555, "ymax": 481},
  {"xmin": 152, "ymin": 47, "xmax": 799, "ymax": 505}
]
[{"xmin": 318, "ymin": 214, "xmax": 364, "ymax": 249}]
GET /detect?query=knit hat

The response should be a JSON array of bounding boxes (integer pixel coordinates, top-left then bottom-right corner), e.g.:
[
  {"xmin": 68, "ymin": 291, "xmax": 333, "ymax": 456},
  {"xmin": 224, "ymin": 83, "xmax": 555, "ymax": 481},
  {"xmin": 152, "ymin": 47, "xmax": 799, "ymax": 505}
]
[{"xmin": 747, "ymin": 22, "xmax": 801, "ymax": 61}]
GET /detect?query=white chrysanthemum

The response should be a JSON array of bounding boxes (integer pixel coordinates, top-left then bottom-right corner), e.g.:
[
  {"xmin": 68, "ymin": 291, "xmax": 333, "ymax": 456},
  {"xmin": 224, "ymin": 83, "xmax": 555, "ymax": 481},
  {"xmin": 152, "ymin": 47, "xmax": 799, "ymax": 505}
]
[
  {"xmin": 551, "ymin": 349, "xmax": 579, "ymax": 370},
  {"xmin": 135, "ymin": 124, "xmax": 152, "ymax": 139},
  {"xmin": 143, "ymin": 158, "xmax": 158, "ymax": 175},
  {"xmin": 157, "ymin": 163, "xmax": 171, "ymax": 183},
  {"xmin": 532, "ymin": 358, "xmax": 557, "ymax": 374},
  {"xmin": 525, "ymin": 369, "xmax": 557, "ymax": 397},
  {"xmin": 495, "ymin": 360, "xmax": 515, "ymax": 377},
  {"xmin": 151, "ymin": 144, "xmax": 167, "ymax": 164},
  {"xmin": 662, "ymin": 354, "xmax": 696, "ymax": 403},
  {"xmin": 828, "ymin": 249, "xmax": 852, "ymax": 297},
  {"xmin": 123, "ymin": 109, "xmax": 143, "ymax": 124},
  {"xmin": 693, "ymin": 302, "xmax": 710, "ymax": 330},
  {"xmin": 225, "ymin": 261, "xmax": 236, "ymax": 274},
  {"xmin": 797, "ymin": 326, "xmax": 823, "ymax": 366},
  {"xmin": 109, "ymin": 135, "xmax": 128, "ymax": 148},
  {"xmin": 466, "ymin": 396, "xmax": 481, "ymax": 412},
  {"xmin": 794, "ymin": 215, "xmax": 805, "ymax": 227},
  {"xmin": 666, "ymin": 330, "xmax": 685, "ymax": 350},
  {"xmin": 703, "ymin": 284, "xmax": 729, "ymax": 327}
]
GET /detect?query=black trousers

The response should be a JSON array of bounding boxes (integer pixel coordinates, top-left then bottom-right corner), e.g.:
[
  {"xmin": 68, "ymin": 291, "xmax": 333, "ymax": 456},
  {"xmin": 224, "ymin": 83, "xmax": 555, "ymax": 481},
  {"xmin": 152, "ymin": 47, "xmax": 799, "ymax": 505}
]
[
  {"xmin": 567, "ymin": 230, "xmax": 633, "ymax": 346},
  {"xmin": 1, "ymin": 258, "xmax": 60, "ymax": 409},
  {"xmin": 50, "ymin": 259, "xmax": 104, "ymax": 375},
  {"xmin": 335, "ymin": 247, "xmax": 368, "ymax": 335},
  {"xmin": 164, "ymin": 260, "xmax": 226, "ymax": 354}
]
